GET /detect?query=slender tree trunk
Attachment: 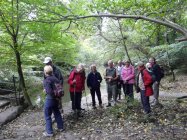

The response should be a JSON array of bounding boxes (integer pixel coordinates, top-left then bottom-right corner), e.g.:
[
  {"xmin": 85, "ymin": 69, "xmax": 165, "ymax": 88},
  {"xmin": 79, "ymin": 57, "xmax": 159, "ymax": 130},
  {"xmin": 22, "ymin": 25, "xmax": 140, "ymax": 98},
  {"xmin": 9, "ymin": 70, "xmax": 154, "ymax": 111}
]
[
  {"xmin": 165, "ymin": 34, "xmax": 175, "ymax": 81},
  {"xmin": 13, "ymin": 35, "xmax": 32, "ymax": 106},
  {"xmin": 156, "ymin": 25, "xmax": 161, "ymax": 46},
  {"xmin": 117, "ymin": 19, "xmax": 132, "ymax": 64},
  {"xmin": 14, "ymin": 49, "xmax": 32, "ymax": 106}
]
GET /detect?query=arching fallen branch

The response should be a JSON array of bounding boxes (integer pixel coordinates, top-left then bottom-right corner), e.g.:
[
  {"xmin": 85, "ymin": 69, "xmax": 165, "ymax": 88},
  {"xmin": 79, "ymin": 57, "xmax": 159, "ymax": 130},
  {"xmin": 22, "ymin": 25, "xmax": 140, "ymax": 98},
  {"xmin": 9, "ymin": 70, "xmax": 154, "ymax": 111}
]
[{"xmin": 40, "ymin": 13, "xmax": 187, "ymax": 41}]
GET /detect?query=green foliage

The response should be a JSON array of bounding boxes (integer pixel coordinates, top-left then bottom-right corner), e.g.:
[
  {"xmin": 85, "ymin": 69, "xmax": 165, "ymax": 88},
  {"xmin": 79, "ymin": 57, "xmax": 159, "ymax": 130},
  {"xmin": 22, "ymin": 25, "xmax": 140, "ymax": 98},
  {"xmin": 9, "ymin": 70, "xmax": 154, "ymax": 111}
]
[{"xmin": 0, "ymin": 0, "xmax": 79, "ymax": 72}]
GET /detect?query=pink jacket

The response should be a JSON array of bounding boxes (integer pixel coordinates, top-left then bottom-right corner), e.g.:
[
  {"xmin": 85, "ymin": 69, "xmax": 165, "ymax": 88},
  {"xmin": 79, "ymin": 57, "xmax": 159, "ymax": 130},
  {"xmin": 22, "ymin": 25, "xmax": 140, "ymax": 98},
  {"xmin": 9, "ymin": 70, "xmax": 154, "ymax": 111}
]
[{"xmin": 121, "ymin": 65, "xmax": 135, "ymax": 84}]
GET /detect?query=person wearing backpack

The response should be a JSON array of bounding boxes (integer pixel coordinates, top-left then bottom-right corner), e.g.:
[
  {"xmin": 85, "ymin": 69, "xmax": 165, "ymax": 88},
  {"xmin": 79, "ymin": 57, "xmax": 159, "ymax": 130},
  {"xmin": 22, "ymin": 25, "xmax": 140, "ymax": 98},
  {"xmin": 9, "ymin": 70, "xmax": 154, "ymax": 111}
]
[
  {"xmin": 121, "ymin": 60, "xmax": 135, "ymax": 104},
  {"xmin": 104, "ymin": 60, "xmax": 118, "ymax": 107},
  {"xmin": 137, "ymin": 62, "xmax": 153, "ymax": 115},
  {"xmin": 87, "ymin": 64, "xmax": 103, "ymax": 109},
  {"xmin": 43, "ymin": 57, "xmax": 64, "ymax": 112},
  {"xmin": 68, "ymin": 63, "xmax": 86, "ymax": 117},
  {"xmin": 43, "ymin": 65, "xmax": 64, "ymax": 137},
  {"xmin": 149, "ymin": 57, "xmax": 163, "ymax": 106}
]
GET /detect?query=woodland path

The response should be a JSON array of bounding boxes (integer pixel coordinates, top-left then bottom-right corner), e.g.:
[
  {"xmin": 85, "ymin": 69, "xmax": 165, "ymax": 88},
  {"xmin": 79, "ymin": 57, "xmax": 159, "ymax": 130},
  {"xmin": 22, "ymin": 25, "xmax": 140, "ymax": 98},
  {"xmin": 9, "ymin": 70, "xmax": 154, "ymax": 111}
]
[{"xmin": 0, "ymin": 81, "xmax": 187, "ymax": 140}]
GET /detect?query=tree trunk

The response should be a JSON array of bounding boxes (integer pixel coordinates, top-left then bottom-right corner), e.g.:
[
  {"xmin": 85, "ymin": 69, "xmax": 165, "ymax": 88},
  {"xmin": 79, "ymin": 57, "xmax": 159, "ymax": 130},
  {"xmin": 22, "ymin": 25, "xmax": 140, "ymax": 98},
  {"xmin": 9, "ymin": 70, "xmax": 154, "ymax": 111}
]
[
  {"xmin": 156, "ymin": 25, "xmax": 161, "ymax": 46},
  {"xmin": 117, "ymin": 19, "xmax": 132, "ymax": 65},
  {"xmin": 13, "ymin": 37, "xmax": 32, "ymax": 106},
  {"xmin": 14, "ymin": 49, "xmax": 32, "ymax": 106}
]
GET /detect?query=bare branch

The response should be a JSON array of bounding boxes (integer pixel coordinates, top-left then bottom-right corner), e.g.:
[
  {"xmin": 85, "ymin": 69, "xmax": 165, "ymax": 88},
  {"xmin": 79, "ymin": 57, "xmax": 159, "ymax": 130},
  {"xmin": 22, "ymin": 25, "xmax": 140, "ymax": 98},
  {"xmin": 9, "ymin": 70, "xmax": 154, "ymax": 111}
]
[
  {"xmin": 97, "ymin": 32, "xmax": 118, "ymax": 43},
  {"xmin": 61, "ymin": 21, "xmax": 72, "ymax": 32},
  {"xmin": 25, "ymin": 13, "xmax": 187, "ymax": 39},
  {"xmin": 20, "ymin": 32, "xmax": 28, "ymax": 47},
  {"xmin": 117, "ymin": 19, "xmax": 132, "ymax": 64}
]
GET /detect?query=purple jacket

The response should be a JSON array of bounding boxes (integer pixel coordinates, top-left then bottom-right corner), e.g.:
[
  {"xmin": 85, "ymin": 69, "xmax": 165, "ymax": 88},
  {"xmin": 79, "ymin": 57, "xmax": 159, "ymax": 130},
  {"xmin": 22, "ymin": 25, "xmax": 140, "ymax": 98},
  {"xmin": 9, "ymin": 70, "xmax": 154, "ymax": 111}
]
[
  {"xmin": 43, "ymin": 75, "xmax": 60, "ymax": 99},
  {"xmin": 121, "ymin": 65, "xmax": 135, "ymax": 84}
]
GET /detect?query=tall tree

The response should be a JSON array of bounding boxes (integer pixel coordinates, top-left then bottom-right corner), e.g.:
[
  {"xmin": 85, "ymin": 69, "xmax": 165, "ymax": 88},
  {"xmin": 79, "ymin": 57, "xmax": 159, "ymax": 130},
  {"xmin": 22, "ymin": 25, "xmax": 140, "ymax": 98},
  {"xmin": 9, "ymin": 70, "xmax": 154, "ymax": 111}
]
[{"xmin": 0, "ymin": 0, "xmax": 32, "ymax": 106}]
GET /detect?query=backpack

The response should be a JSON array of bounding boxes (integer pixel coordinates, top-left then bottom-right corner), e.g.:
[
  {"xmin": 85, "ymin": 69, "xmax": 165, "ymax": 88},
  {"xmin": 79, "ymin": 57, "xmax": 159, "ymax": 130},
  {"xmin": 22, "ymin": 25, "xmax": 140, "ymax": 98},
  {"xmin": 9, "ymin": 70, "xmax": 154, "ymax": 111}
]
[
  {"xmin": 53, "ymin": 83, "xmax": 64, "ymax": 98},
  {"xmin": 160, "ymin": 67, "xmax": 165, "ymax": 79},
  {"xmin": 148, "ymin": 71, "xmax": 156, "ymax": 83},
  {"xmin": 135, "ymin": 71, "xmax": 142, "ymax": 93}
]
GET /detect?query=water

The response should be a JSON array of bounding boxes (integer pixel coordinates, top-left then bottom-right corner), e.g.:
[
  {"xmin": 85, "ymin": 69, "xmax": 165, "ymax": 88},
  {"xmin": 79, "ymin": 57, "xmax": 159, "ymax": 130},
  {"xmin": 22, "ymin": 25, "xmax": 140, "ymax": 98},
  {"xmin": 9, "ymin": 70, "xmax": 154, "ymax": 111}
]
[{"xmin": 33, "ymin": 77, "xmax": 90, "ymax": 107}]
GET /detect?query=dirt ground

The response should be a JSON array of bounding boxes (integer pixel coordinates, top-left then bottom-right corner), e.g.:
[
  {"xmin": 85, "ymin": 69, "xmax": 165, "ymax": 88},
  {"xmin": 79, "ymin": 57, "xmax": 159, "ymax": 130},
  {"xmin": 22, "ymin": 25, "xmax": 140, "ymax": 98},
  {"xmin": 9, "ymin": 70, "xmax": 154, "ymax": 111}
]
[{"xmin": 0, "ymin": 75, "xmax": 187, "ymax": 140}]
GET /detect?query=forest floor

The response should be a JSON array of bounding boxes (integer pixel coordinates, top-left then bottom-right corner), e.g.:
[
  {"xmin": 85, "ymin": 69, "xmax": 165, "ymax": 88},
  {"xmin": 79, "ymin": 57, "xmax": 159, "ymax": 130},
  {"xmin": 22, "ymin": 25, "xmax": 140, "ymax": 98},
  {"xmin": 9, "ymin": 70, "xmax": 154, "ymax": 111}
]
[{"xmin": 0, "ymin": 75, "xmax": 187, "ymax": 140}]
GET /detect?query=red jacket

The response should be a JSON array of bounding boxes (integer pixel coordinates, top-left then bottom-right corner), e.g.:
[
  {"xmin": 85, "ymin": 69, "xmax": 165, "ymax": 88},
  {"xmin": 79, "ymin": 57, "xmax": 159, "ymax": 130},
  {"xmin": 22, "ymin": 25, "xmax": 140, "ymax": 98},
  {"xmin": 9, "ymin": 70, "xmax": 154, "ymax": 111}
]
[
  {"xmin": 68, "ymin": 69, "xmax": 86, "ymax": 93},
  {"xmin": 142, "ymin": 69, "xmax": 153, "ymax": 96}
]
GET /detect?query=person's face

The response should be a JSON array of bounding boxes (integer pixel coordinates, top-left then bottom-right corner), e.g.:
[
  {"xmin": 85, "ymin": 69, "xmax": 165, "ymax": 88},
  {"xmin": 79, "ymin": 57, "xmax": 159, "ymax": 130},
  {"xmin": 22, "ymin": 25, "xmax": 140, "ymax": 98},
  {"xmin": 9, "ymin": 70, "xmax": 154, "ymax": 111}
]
[
  {"xmin": 125, "ymin": 62, "xmax": 130, "ymax": 67},
  {"xmin": 149, "ymin": 58, "xmax": 154, "ymax": 64},
  {"xmin": 108, "ymin": 62, "xmax": 113, "ymax": 68},
  {"xmin": 138, "ymin": 65, "xmax": 144, "ymax": 71},
  {"xmin": 92, "ymin": 66, "xmax": 96, "ymax": 72},
  {"xmin": 118, "ymin": 62, "xmax": 122, "ymax": 66},
  {"xmin": 45, "ymin": 61, "xmax": 52, "ymax": 66}
]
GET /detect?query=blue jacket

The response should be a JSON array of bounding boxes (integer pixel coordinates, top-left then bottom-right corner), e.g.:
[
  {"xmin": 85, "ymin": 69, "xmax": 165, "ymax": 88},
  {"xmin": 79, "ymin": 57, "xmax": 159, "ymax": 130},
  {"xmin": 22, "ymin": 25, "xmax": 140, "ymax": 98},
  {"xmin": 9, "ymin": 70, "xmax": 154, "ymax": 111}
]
[
  {"xmin": 43, "ymin": 75, "xmax": 60, "ymax": 99},
  {"xmin": 87, "ymin": 71, "xmax": 102, "ymax": 89}
]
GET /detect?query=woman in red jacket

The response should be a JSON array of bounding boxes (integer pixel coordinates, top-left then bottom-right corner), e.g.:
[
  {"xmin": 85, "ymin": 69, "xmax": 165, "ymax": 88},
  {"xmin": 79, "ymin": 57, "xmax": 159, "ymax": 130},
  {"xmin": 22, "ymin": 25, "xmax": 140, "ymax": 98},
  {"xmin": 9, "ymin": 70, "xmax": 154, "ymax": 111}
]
[
  {"xmin": 138, "ymin": 62, "xmax": 153, "ymax": 115},
  {"xmin": 68, "ymin": 64, "xmax": 86, "ymax": 117}
]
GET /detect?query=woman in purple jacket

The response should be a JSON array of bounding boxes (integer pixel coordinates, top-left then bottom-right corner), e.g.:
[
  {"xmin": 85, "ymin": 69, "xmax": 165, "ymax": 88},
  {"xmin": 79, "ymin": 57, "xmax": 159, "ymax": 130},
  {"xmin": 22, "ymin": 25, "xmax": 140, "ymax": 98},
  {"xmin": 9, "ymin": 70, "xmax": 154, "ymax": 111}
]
[
  {"xmin": 121, "ymin": 60, "xmax": 135, "ymax": 103},
  {"xmin": 43, "ymin": 65, "xmax": 64, "ymax": 137}
]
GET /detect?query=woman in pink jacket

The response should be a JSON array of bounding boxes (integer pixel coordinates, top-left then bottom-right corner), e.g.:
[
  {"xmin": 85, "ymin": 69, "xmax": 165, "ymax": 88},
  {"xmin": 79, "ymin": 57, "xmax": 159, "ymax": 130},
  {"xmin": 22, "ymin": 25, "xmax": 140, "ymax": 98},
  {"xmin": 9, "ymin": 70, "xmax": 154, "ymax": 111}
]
[{"xmin": 121, "ymin": 60, "xmax": 135, "ymax": 102}]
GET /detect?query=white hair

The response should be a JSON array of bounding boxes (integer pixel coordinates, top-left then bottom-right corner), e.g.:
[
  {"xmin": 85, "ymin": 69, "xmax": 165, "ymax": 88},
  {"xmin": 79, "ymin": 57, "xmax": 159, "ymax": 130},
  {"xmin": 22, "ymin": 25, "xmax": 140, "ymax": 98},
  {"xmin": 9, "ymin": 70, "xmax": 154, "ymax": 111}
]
[{"xmin": 44, "ymin": 65, "xmax": 53, "ymax": 75}]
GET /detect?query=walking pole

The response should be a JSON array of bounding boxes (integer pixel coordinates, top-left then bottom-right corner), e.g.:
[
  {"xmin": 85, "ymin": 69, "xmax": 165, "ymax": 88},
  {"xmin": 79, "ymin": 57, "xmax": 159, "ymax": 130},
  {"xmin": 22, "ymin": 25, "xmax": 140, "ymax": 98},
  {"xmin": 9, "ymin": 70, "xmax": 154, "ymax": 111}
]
[{"xmin": 73, "ymin": 84, "xmax": 78, "ymax": 119}]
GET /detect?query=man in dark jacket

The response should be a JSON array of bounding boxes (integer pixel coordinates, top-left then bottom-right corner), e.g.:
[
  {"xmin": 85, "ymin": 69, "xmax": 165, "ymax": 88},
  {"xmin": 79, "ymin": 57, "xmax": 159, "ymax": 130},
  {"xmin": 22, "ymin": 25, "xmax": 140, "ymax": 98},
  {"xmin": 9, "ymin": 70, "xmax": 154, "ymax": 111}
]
[
  {"xmin": 149, "ymin": 57, "xmax": 162, "ymax": 106},
  {"xmin": 43, "ymin": 57, "xmax": 64, "ymax": 112},
  {"xmin": 87, "ymin": 64, "xmax": 103, "ymax": 109}
]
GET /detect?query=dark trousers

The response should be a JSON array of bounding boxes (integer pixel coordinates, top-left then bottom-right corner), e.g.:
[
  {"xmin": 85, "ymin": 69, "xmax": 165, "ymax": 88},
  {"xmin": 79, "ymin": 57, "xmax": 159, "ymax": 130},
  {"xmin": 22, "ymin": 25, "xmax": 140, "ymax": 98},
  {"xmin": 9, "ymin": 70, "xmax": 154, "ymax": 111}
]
[
  {"xmin": 90, "ymin": 88, "xmax": 102, "ymax": 106},
  {"xmin": 140, "ymin": 90, "xmax": 151, "ymax": 114},
  {"xmin": 122, "ymin": 84, "xmax": 134, "ymax": 102},
  {"xmin": 117, "ymin": 80, "xmax": 123, "ymax": 99},
  {"xmin": 70, "ymin": 92, "xmax": 82, "ymax": 110},
  {"xmin": 44, "ymin": 99, "xmax": 64, "ymax": 134}
]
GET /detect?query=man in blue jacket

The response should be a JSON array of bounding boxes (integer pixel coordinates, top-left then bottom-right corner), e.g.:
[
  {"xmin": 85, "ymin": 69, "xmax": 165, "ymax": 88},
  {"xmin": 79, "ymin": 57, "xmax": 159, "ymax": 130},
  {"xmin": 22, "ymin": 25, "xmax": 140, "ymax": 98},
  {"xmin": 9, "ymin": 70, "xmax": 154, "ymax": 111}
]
[{"xmin": 87, "ymin": 64, "xmax": 103, "ymax": 109}]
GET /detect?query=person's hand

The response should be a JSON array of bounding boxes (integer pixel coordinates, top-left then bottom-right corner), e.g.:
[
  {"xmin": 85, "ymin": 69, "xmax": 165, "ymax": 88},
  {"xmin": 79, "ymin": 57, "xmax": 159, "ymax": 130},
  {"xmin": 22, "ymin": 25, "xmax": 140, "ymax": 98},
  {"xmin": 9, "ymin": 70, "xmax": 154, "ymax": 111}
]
[
  {"xmin": 123, "ymin": 80, "xmax": 127, "ymax": 84},
  {"xmin": 73, "ymin": 79, "xmax": 76, "ymax": 84},
  {"xmin": 43, "ymin": 89, "xmax": 46, "ymax": 93}
]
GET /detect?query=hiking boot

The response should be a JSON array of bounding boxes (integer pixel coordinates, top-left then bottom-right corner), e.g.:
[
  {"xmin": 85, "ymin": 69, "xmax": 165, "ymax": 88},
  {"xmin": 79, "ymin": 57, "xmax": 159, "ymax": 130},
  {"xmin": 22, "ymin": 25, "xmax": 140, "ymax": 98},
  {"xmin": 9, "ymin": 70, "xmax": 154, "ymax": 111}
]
[
  {"xmin": 77, "ymin": 111, "xmax": 83, "ymax": 117},
  {"xmin": 106, "ymin": 103, "xmax": 111, "ymax": 107},
  {"xmin": 60, "ymin": 109, "xmax": 64, "ymax": 114},
  {"xmin": 151, "ymin": 99, "xmax": 159, "ymax": 106},
  {"xmin": 92, "ymin": 106, "xmax": 97, "ymax": 109},
  {"xmin": 57, "ymin": 128, "xmax": 65, "ymax": 132},
  {"xmin": 118, "ymin": 95, "xmax": 121, "ymax": 100},
  {"xmin": 99, "ymin": 104, "xmax": 103, "ymax": 108},
  {"xmin": 43, "ymin": 132, "xmax": 53, "ymax": 137}
]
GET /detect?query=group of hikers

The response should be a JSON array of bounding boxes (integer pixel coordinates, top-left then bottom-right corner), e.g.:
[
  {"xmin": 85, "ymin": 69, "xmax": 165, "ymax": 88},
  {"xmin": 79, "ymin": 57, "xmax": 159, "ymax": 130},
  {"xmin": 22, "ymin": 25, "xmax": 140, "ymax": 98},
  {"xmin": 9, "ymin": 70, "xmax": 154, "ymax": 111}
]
[{"xmin": 42, "ymin": 56, "xmax": 164, "ymax": 137}]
